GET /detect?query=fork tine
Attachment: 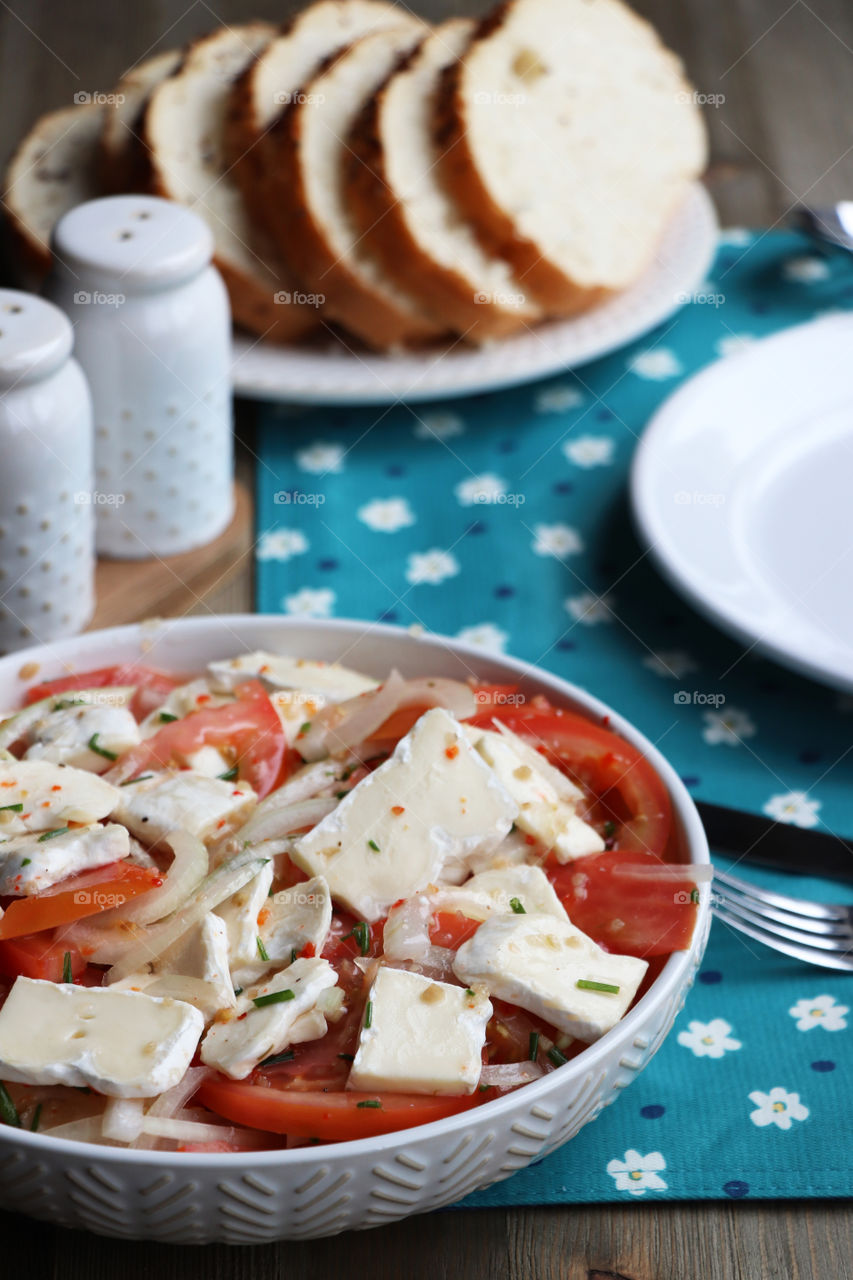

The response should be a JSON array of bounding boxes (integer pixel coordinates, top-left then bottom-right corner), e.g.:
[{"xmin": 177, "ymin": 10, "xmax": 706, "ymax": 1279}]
[
  {"xmin": 713, "ymin": 884, "xmax": 853, "ymax": 939},
  {"xmin": 713, "ymin": 907, "xmax": 853, "ymax": 971},
  {"xmin": 713, "ymin": 894, "xmax": 853, "ymax": 952},
  {"xmin": 713, "ymin": 868, "xmax": 848, "ymax": 922}
]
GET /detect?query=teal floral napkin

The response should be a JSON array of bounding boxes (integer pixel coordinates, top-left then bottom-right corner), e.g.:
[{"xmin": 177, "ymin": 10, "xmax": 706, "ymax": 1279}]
[{"xmin": 254, "ymin": 229, "xmax": 853, "ymax": 1201}]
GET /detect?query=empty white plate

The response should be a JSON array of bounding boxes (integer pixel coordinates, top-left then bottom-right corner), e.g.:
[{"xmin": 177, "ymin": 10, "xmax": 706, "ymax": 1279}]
[{"xmin": 631, "ymin": 312, "xmax": 853, "ymax": 692}]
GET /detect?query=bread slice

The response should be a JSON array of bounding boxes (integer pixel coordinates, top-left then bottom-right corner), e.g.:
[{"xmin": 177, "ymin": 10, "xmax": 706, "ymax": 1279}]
[
  {"xmin": 99, "ymin": 49, "xmax": 181, "ymax": 193},
  {"xmin": 265, "ymin": 23, "xmax": 447, "ymax": 350},
  {"xmin": 346, "ymin": 20, "xmax": 543, "ymax": 342},
  {"xmin": 143, "ymin": 23, "xmax": 317, "ymax": 344},
  {"xmin": 437, "ymin": 0, "xmax": 708, "ymax": 314},
  {"xmin": 3, "ymin": 103, "xmax": 102, "ymax": 284}
]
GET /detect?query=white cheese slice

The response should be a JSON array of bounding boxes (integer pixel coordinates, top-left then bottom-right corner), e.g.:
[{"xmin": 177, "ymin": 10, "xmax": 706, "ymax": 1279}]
[
  {"xmin": 432, "ymin": 864, "xmax": 569, "ymax": 923},
  {"xmin": 291, "ymin": 707, "xmax": 518, "ymax": 921},
  {"xmin": 348, "ymin": 966, "xmax": 492, "ymax": 1096},
  {"xmin": 154, "ymin": 912, "xmax": 236, "ymax": 1016},
  {"xmin": 112, "ymin": 771, "xmax": 256, "ymax": 848},
  {"xmin": 200, "ymin": 957, "xmax": 338, "ymax": 1079},
  {"xmin": 0, "ymin": 759, "xmax": 120, "ymax": 836},
  {"xmin": 470, "ymin": 726, "xmax": 604, "ymax": 861},
  {"xmin": 269, "ymin": 688, "xmax": 328, "ymax": 746},
  {"xmin": 0, "ymin": 977, "xmax": 204, "ymax": 1097},
  {"xmin": 232, "ymin": 874, "xmax": 333, "ymax": 987},
  {"xmin": 453, "ymin": 913, "xmax": 648, "ymax": 1043},
  {"xmin": 182, "ymin": 745, "xmax": 233, "ymax": 778},
  {"xmin": 0, "ymin": 822, "xmax": 130, "ymax": 895},
  {"xmin": 23, "ymin": 703, "xmax": 141, "ymax": 774},
  {"xmin": 208, "ymin": 651, "xmax": 378, "ymax": 700},
  {"xmin": 215, "ymin": 861, "xmax": 274, "ymax": 970}
]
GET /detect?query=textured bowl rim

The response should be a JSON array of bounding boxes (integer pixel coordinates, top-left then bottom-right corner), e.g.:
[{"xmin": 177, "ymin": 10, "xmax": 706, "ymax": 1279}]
[{"xmin": 0, "ymin": 615, "xmax": 710, "ymax": 1169}]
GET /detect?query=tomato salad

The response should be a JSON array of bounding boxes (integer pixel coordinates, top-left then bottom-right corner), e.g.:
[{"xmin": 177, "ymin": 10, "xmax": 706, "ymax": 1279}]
[{"xmin": 0, "ymin": 653, "xmax": 699, "ymax": 1150}]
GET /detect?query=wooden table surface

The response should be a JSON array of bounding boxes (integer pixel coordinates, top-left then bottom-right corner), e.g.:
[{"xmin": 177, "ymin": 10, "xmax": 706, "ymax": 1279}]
[{"xmin": 2, "ymin": 0, "xmax": 852, "ymax": 1274}]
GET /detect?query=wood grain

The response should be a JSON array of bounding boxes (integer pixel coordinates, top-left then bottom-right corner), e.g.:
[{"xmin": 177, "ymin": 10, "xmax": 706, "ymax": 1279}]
[{"xmin": 1, "ymin": 0, "xmax": 853, "ymax": 1276}]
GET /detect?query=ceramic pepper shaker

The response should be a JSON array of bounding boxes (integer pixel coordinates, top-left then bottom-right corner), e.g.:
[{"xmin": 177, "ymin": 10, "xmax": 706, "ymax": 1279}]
[
  {"xmin": 45, "ymin": 194, "xmax": 233, "ymax": 559},
  {"xmin": 0, "ymin": 288, "xmax": 95, "ymax": 654}
]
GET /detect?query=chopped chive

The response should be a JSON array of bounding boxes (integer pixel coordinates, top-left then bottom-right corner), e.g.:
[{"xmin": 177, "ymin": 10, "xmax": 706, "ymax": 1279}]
[
  {"xmin": 233, "ymin": 987, "xmax": 243, "ymax": 997},
  {"xmin": 528, "ymin": 1031, "xmax": 540, "ymax": 1061},
  {"xmin": 367, "ymin": 838, "xmax": 380, "ymax": 853},
  {"xmin": 29, "ymin": 1103, "xmax": 42, "ymax": 1132},
  {"xmin": 465, "ymin": 988, "xmax": 475, "ymax": 998},
  {"xmin": 364, "ymin": 1000, "xmax": 373, "ymax": 1029},
  {"xmin": 356, "ymin": 1099, "xmax": 381, "ymax": 1109},
  {"xmin": 87, "ymin": 733, "xmax": 117, "ymax": 761},
  {"xmin": 0, "ymin": 1082, "xmax": 19, "ymax": 1128},
  {"xmin": 337, "ymin": 1053, "xmax": 355, "ymax": 1062},
  {"xmin": 37, "ymin": 826, "xmax": 68, "ymax": 842},
  {"xmin": 0, "ymin": 803, "xmax": 23, "ymax": 813},
  {"xmin": 290, "ymin": 948, "xmax": 297, "ymax": 965},
  {"xmin": 20, "ymin": 858, "xmax": 30, "ymax": 867},
  {"xmin": 576, "ymin": 979, "xmax": 620, "ymax": 994},
  {"xmin": 252, "ymin": 989, "xmax": 295, "ymax": 1008},
  {"xmin": 53, "ymin": 698, "xmax": 85, "ymax": 711},
  {"xmin": 62, "ymin": 951, "xmax": 72, "ymax": 983},
  {"xmin": 547, "ymin": 1046, "xmax": 567, "ymax": 1068},
  {"xmin": 342, "ymin": 921, "xmax": 369, "ymax": 956},
  {"xmin": 298, "ymin": 722, "xmax": 311, "ymax": 735},
  {"xmin": 603, "ymin": 820, "xmax": 616, "ymax": 839},
  {"xmin": 158, "ymin": 712, "xmax": 178, "ymax": 724},
  {"xmin": 479, "ymin": 1083, "xmax": 489, "ymax": 1092},
  {"xmin": 219, "ymin": 765, "xmax": 239, "ymax": 781},
  {"xmin": 690, "ymin": 887, "xmax": 700, "ymax": 904},
  {"xmin": 335, "ymin": 791, "xmax": 348, "ymax": 800},
  {"xmin": 259, "ymin": 1050, "xmax": 295, "ymax": 1067},
  {"xmin": 119, "ymin": 773, "xmax": 153, "ymax": 786},
  {"xmin": 256, "ymin": 936, "xmax": 270, "ymax": 962},
  {"xmin": 509, "ymin": 897, "xmax": 526, "ymax": 914}
]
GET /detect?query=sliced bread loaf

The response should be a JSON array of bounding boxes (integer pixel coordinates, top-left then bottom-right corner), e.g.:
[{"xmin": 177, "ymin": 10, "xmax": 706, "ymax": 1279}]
[
  {"xmin": 99, "ymin": 49, "xmax": 181, "ymax": 193},
  {"xmin": 143, "ymin": 23, "xmax": 317, "ymax": 344},
  {"xmin": 437, "ymin": 0, "xmax": 708, "ymax": 314},
  {"xmin": 346, "ymin": 19, "xmax": 543, "ymax": 342},
  {"xmin": 265, "ymin": 22, "xmax": 447, "ymax": 350},
  {"xmin": 3, "ymin": 103, "xmax": 103, "ymax": 284}
]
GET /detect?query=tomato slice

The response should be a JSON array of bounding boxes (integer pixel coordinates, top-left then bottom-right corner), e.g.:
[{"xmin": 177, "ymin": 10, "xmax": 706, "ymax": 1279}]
[
  {"xmin": 0, "ymin": 932, "xmax": 87, "ymax": 982},
  {"xmin": 23, "ymin": 664, "xmax": 179, "ymax": 721},
  {"xmin": 108, "ymin": 679, "xmax": 285, "ymax": 799},
  {"xmin": 197, "ymin": 1076, "xmax": 483, "ymax": 1141},
  {"xmin": 469, "ymin": 706, "xmax": 672, "ymax": 857},
  {"xmin": 547, "ymin": 849, "xmax": 697, "ymax": 957},
  {"xmin": 0, "ymin": 863, "xmax": 161, "ymax": 940},
  {"xmin": 429, "ymin": 911, "xmax": 481, "ymax": 950}
]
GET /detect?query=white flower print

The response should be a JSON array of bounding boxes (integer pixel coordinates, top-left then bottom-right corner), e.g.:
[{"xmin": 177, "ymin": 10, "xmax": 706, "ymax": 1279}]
[
  {"xmin": 357, "ymin": 497, "xmax": 415, "ymax": 533},
  {"xmin": 532, "ymin": 523, "xmax": 584, "ymax": 558},
  {"xmin": 456, "ymin": 623, "xmax": 509, "ymax": 654},
  {"xmin": 763, "ymin": 791, "xmax": 821, "ymax": 829},
  {"xmin": 256, "ymin": 528, "xmax": 308, "ymax": 562},
  {"xmin": 414, "ymin": 411, "xmax": 464, "ymax": 441},
  {"xmin": 562, "ymin": 435, "xmax": 615, "ymax": 468},
  {"xmin": 295, "ymin": 441, "xmax": 345, "ymax": 474},
  {"xmin": 783, "ymin": 256, "xmax": 830, "ymax": 283},
  {"xmin": 677, "ymin": 1018, "xmax": 742, "ymax": 1059},
  {"xmin": 715, "ymin": 334, "xmax": 755, "ymax": 358},
  {"xmin": 281, "ymin": 587, "xmax": 336, "ymax": 618},
  {"xmin": 642, "ymin": 650, "xmax": 697, "ymax": 679},
  {"xmin": 749, "ymin": 1088, "xmax": 809, "ymax": 1131},
  {"xmin": 606, "ymin": 1150, "xmax": 668, "ymax": 1197},
  {"xmin": 565, "ymin": 592, "xmax": 616, "ymax": 625},
  {"xmin": 628, "ymin": 349, "xmax": 683, "ymax": 380},
  {"xmin": 454, "ymin": 473, "xmax": 507, "ymax": 506},
  {"xmin": 701, "ymin": 706, "xmax": 756, "ymax": 746},
  {"xmin": 405, "ymin": 549, "xmax": 460, "ymax": 585},
  {"xmin": 718, "ymin": 227, "xmax": 753, "ymax": 247},
  {"xmin": 535, "ymin": 384, "xmax": 584, "ymax": 413},
  {"xmin": 788, "ymin": 995, "xmax": 849, "ymax": 1033}
]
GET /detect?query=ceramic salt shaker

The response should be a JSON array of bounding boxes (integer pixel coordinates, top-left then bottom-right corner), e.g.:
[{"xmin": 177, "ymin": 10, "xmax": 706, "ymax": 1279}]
[
  {"xmin": 45, "ymin": 194, "xmax": 233, "ymax": 559},
  {"xmin": 0, "ymin": 289, "xmax": 95, "ymax": 654}
]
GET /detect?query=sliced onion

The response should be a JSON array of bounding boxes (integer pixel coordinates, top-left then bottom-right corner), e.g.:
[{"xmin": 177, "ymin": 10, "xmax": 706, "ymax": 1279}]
[
  {"xmin": 235, "ymin": 795, "xmax": 337, "ymax": 847},
  {"xmin": 383, "ymin": 895, "xmax": 432, "ymax": 963},
  {"xmin": 297, "ymin": 669, "xmax": 407, "ymax": 761},
  {"xmin": 271, "ymin": 759, "xmax": 353, "ymax": 806},
  {"xmin": 480, "ymin": 1061, "xmax": 544, "ymax": 1088},
  {"xmin": 146, "ymin": 1067, "xmax": 209, "ymax": 1120},
  {"xmin": 40, "ymin": 1116, "xmax": 111, "ymax": 1144},
  {"xmin": 103, "ymin": 849, "xmax": 268, "ymax": 982},
  {"xmin": 316, "ymin": 986, "xmax": 345, "ymax": 1019},
  {"xmin": 386, "ymin": 945, "xmax": 456, "ymax": 982},
  {"xmin": 102, "ymin": 1097, "xmax": 145, "ymax": 1143},
  {"xmin": 139, "ymin": 1115, "xmax": 235, "ymax": 1143},
  {"xmin": 113, "ymin": 830, "xmax": 208, "ymax": 926}
]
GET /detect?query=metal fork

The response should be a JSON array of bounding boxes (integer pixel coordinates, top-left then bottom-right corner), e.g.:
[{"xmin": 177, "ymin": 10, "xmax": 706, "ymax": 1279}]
[{"xmin": 712, "ymin": 869, "xmax": 853, "ymax": 971}]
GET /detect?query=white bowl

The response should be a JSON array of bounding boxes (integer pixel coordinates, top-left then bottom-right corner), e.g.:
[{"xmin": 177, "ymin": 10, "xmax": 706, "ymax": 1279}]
[{"xmin": 0, "ymin": 616, "xmax": 710, "ymax": 1243}]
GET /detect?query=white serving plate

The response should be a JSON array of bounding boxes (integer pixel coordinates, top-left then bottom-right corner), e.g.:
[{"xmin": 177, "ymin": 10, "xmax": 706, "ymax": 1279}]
[
  {"xmin": 0, "ymin": 616, "xmax": 710, "ymax": 1243},
  {"xmin": 231, "ymin": 184, "xmax": 717, "ymax": 405},
  {"xmin": 631, "ymin": 313, "xmax": 853, "ymax": 693}
]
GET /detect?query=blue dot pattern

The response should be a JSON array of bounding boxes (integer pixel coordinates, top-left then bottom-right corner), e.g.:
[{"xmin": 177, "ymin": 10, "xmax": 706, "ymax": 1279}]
[{"xmin": 254, "ymin": 231, "xmax": 853, "ymax": 1203}]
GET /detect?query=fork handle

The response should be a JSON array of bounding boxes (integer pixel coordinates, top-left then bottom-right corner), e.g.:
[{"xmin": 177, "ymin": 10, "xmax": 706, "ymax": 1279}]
[{"xmin": 696, "ymin": 801, "xmax": 853, "ymax": 882}]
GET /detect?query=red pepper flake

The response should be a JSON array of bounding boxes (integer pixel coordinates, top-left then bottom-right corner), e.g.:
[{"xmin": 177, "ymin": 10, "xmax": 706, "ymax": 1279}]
[
  {"xmin": 216, "ymin": 818, "xmax": 227, "ymax": 829},
  {"xmin": 445, "ymin": 745, "xmax": 459, "ymax": 760},
  {"xmin": 237, "ymin": 1012, "xmax": 248, "ymax": 1021},
  {"xmin": 21, "ymin": 813, "xmax": 31, "ymax": 820},
  {"xmin": 259, "ymin": 664, "xmax": 270, "ymax": 674},
  {"xmin": 41, "ymin": 800, "xmax": 51, "ymax": 808},
  {"xmin": 257, "ymin": 908, "xmax": 270, "ymax": 928},
  {"xmin": 390, "ymin": 805, "xmax": 405, "ymax": 815},
  {"xmin": 232, "ymin": 790, "xmax": 242, "ymax": 797},
  {"xmin": 51, "ymin": 785, "xmax": 62, "ymax": 792},
  {"xmin": 196, "ymin": 694, "xmax": 211, "ymax": 705},
  {"xmin": 0, "ymin": 781, "xmax": 15, "ymax": 788},
  {"xmin": 300, "ymin": 942, "xmax": 316, "ymax": 958},
  {"xmin": 524, "ymin": 834, "xmax": 536, "ymax": 846}
]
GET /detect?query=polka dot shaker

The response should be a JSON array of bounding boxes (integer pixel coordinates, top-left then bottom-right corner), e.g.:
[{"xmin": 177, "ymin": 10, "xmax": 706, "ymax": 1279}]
[
  {"xmin": 45, "ymin": 195, "xmax": 233, "ymax": 558},
  {"xmin": 0, "ymin": 289, "xmax": 94, "ymax": 654}
]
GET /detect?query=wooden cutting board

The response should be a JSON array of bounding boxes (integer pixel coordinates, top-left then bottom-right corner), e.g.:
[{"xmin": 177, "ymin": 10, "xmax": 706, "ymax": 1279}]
[{"xmin": 88, "ymin": 481, "xmax": 253, "ymax": 629}]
